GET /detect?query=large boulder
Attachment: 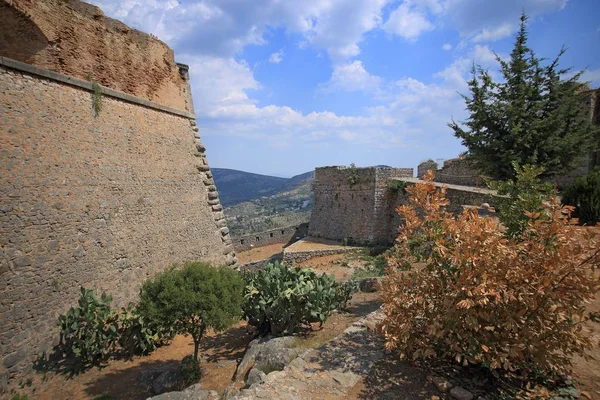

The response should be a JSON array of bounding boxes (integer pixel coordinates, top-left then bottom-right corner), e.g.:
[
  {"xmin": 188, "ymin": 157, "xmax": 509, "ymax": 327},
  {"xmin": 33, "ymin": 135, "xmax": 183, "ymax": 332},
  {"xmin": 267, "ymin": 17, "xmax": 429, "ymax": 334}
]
[
  {"xmin": 234, "ymin": 336, "xmax": 304, "ymax": 381},
  {"xmin": 147, "ymin": 384, "xmax": 219, "ymax": 400}
]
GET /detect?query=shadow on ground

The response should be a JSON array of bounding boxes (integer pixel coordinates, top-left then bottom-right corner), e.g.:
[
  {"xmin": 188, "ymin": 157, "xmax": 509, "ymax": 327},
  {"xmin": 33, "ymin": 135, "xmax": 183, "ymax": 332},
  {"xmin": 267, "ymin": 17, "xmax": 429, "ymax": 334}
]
[
  {"xmin": 199, "ymin": 325, "xmax": 253, "ymax": 363},
  {"xmin": 83, "ymin": 359, "xmax": 180, "ymax": 400},
  {"xmin": 354, "ymin": 354, "xmax": 439, "ymax": 400}
]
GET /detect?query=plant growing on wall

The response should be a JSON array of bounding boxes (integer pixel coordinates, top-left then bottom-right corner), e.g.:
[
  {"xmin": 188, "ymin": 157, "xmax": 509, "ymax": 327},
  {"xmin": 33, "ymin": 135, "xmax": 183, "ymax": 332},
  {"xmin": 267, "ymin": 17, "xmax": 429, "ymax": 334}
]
[
  {"xmin": 87, "ymin": 72, "xmax": 103, "ymax": 117},
  {"xmin": 449, "ymin": 13, "xmax": 598, "ymax": 180},
  {"xmin": 387, "ymin": 180, "xmax": 409, "ymax": 194},
  {"xmin": 138, "ymin": 262, "xmax": 244, "ymax": 363},
  {"xmin": 346, "ymin": 163, "xmax": 360, "ymax": 186}
]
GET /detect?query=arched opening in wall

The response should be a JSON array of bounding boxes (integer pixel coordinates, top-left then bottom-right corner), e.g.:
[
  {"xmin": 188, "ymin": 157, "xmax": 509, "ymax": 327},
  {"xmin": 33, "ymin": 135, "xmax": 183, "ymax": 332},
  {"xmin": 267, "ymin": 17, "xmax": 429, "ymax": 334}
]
[
  {"xmin": 269, "ymin": 232, "xmax": 274, "ymax": 238},
  {"xmin": 0, "ymin": 3, "xmax": 49, "ymax": 63},
  {"xmin": 255, "ymin": 237, "xmax": 260, "ymax": 242},
  {"xmin": 240, "ymin": 239, "xmax": 245, "ymax": 245},
  {"xmin": 281, "ymin": 230, "xmax": 285, "ymax": 235}
]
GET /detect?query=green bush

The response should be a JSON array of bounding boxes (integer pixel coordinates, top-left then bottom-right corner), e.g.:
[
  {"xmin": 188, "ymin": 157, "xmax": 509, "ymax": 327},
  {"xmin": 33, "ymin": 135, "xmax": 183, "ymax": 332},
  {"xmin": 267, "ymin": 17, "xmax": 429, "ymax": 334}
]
[
  {"xmin": 562, "ymin": 168, "xmax": 600, "ymax": 226},
  {"xmin": 118, "ymin": 306, "xmax": 168, "ymax": 356},
  {"xmin": 386, "ymin": 180, "xmax": 409, "ymax": 194},
  {"xmin": 58, "ymin": 287, "xmax": 120, "ymax": 368},
  {"xmin": 488, "ymin": 162, "xmax": 556, "ymax": 239},
  {"xmin": 139, "ymin": 261, "xmax": 244, "ymax": 361},
  {"xmin": 352, "ymin": 254, "xmax": 387, "ymax": 279},
  {"xmin": 243, "ymin": 262, "xmax": 356, "ymax": 336},
  {"xmin": 57, "ymin": 288, "xmax": 167, "ymax": 370}
]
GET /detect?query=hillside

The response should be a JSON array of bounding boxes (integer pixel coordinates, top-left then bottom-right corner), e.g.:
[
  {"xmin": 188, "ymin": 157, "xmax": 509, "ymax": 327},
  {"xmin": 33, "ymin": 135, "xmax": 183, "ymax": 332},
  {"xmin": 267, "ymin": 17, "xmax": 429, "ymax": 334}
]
[
  {"xmin": 212, "ymin": 168, "xmax": 290, "ymax": 206},
  {"xmin": 213, "ymin": 169, "xmax": 315, "ymax": 237}
]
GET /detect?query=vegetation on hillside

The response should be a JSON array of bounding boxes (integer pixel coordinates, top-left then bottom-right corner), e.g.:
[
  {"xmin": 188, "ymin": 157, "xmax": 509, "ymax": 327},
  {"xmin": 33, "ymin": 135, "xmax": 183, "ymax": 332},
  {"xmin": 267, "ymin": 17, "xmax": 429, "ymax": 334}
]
[
  {"xmin": 224, "ymin": 175, "xmax": 313, "ymax": 237},
  {"xmin": 449, "ymin": 13, "xmax": 597, "ymax": 180}
]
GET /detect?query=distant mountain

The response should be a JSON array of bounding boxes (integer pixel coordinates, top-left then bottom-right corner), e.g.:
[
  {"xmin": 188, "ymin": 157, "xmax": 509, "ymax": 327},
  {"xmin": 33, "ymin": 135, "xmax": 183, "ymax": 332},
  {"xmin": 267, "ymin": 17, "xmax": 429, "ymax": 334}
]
[
  {"xmin": 212, "ymin": 168, "xmax": 314, "ymax": 207},
  {"xmin": 212, "ymin": 168, "xmax": 315, "ymax": 237}
]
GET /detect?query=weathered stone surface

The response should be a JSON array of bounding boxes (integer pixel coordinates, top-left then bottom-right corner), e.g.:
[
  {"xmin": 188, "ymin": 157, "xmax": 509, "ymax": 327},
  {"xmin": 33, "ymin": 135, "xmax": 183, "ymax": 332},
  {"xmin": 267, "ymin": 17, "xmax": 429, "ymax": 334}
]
[
  {"xmin": 450, "ymin": 386, "xmax": 474, "ymax": 400},
  {"xmin": 233, "ymin": 309, "xmax": 387, "ymax": 400},
  {"xmin": 152, "ymin": 369, "xmax": 184, "ymax": 395},
  {"xmin": 431, "ymin": 376, "xmax": 453, "ymax": 393},
  {"xmin": 246, "ymin": 368, "xmax": 266, "ymax": 387},
  {"xmin": 234, "ymin": 336, "xmax": 302, "ymax": 381},
  {"xmin": 0, "ymin": 56, "xmax": 230, "ymax": 378},
  {"xmin": 558, "ymin": 388, "xmax": 581, "ymax": 399},
  {"xmin": 147, "ymin": 383, "xmax": 219, "ymax": 400}
]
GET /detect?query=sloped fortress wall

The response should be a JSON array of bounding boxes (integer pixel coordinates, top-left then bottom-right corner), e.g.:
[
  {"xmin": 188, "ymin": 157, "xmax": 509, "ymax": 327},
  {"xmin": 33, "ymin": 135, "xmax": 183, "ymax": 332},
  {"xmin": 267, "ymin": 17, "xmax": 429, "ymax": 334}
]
[
  {"xmin": 0, "ymin": 0, "xmax": 234, "ymax": 383},
  {"xmin": 0, "ymin": 0, "xmax": 194, "ymax": 112}
]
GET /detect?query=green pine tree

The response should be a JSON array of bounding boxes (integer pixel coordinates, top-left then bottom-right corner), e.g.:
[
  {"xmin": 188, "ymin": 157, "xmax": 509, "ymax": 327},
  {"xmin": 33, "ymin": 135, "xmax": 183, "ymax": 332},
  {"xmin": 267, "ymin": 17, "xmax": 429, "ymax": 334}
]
[{"xmin": 449, "ymin": 13, "xmax": 598, "ymax": 181}]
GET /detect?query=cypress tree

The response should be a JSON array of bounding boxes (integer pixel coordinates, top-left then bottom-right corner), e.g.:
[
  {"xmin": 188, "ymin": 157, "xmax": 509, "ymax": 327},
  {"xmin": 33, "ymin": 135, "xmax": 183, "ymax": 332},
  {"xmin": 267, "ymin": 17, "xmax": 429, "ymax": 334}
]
[{"xmin": 449, "ymin": 13, "xmax": 598, "ymax": 180}]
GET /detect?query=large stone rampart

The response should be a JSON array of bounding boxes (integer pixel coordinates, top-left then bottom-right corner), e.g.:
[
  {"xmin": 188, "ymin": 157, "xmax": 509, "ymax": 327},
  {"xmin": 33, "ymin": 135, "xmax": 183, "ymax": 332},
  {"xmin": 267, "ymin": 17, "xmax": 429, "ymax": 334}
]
[
  {"xmin": 0, "ymin": 0, "xmax": 193, "ymax": 112},
  {"xmin": 0, "ymin": 4, "xmax": 233, "ymax": 381}
]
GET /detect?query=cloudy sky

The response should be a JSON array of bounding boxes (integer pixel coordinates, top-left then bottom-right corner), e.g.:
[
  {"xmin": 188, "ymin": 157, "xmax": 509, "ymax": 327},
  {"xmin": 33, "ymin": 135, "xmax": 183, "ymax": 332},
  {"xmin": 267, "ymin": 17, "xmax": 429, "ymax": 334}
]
[{"xmin": 91, "ymin": 0, "xmax": 600, "ymax": 177}]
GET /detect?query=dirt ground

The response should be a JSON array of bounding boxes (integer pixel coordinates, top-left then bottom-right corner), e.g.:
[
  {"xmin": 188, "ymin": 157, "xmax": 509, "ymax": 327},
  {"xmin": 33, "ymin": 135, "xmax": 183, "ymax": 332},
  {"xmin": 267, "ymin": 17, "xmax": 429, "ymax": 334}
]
[
  {"xmin": 11, "ymin": 253, "xmax": 379, "ymax": 400},
  {"xmin": 236, "ymin": 242, "xmax": 286, "ymax": 264},
  {"xmin": 287, "ymin": 237, "xmax": 355, "ymax": 251},
  {"xmin": 297, "ymin": 254, "xmax": 355, "ymax": 281},
  {"xmin": 19, "ymin": 322, "xmax": 252, "ymax": 400},
  {"xmin": 11, "ymin": 247, "xmax": 600, "ymax": 400},
  {"xmin": 571, "ymin": 294, "xmax": 600, "ymax": 398}
]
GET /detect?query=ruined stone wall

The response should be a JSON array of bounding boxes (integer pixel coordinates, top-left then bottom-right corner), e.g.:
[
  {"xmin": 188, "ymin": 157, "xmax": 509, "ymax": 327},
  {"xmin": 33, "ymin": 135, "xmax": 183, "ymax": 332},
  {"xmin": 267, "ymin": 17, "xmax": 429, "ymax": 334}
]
[
  {"xmin": 417, "ymin": 160, "xmax": 438, "ymax": 179},
  {"xmin": 0, "ymin": 0, "xmax": 193, "ymax": 112},
  {"xmin": 233, "ymin": 223, "xmax": 309, "ymax": 252},
  {"xmin": 383, "ymin": 180, "xmax": 495, "ymax": 243},
  {"xmin": 309, "ymin": 167, "xmax": 413, "ymax": 245},
  {"xmin": 0, "ymin": 60, "xmax": 234, "ymax": 382},
  {"xmin": 435, "ymin": 158, "xmax": 486, "ymax": 187}
]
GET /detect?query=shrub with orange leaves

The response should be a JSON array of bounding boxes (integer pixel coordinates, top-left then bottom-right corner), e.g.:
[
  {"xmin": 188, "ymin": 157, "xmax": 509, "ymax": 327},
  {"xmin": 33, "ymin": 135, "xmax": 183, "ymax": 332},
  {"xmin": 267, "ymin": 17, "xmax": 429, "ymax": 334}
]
[{"xmin": 381, "ymin": 170, "xmax": 600, "ymax": 374}]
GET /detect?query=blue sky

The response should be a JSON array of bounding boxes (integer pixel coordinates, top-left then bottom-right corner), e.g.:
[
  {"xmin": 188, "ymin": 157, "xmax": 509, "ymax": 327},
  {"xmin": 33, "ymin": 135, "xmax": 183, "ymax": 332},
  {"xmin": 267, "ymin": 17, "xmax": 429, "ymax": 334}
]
[{"xmin": 91, "ymin": 0, "xmax": 600, "ymax": 177}]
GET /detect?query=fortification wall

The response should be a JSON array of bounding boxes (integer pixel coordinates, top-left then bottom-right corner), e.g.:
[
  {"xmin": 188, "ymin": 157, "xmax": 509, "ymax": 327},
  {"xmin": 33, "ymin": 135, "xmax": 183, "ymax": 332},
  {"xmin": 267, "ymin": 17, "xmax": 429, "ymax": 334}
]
[
  {"xmin": 0, "ymin": 0, "xmax": 193, "ymax": 112},
  {"xmin": 0, "ymin": 58, "xmax": 232, "ymax": 384},
  {"xmin": 383, "ymin": 180, "xmax": 495, "ymax": 243},
  {"xmin": 434, "ymin": 158, "xmax": 486, "ymax": 186},
  {"xmin": 309, "ymin": 166, "xmax": 413, "ymax": 244},
  {"xmin": 233, "ymin": 223, "xmax": 309, "ymax": 252}
]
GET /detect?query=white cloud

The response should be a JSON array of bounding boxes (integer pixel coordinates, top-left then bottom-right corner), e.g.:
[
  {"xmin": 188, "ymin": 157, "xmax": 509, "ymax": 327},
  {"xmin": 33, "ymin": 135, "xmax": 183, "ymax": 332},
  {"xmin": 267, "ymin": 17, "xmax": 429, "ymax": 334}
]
[
  {"xmin": 269, "ymin": 49, "xmax": 284, "ymax": 64},
  {"xmin": 302, "ymin": 0, "xmax": 390, "ymax": 60},
  {"xmin": 442, "ymin": 43, "xmax": 452, "ymax": 51},
  {"xmin": 90, "ymin": 0, "xmax": 391, "ymax": 61},
  {"xmin": 383, "ymin": 2, "xmax": 434, "ymax": 41},
  {"xmin": 320, "ymin": 61, "xmax": 382, "ymax": 93},
  {"xmin": 440, "ymin": 0, "xmax": 567, "ymax": 43},
  {"xmin": 472, "ymin": 23, "xmax": 513, "ymax": 42},
  {"xmin": 581, "ymin": 68, "xmax": 600, "ymax": 85}
]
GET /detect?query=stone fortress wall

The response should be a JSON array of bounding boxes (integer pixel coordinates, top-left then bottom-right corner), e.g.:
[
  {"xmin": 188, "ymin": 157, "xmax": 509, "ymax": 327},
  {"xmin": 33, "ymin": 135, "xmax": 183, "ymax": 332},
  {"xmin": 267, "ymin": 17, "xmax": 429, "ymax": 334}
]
[
  {"xmin": 233, "ymin": 223, "xmax": 309, "ymax": 252},
  {"xmin": 308, "ymin": 166, "xmax": 413, "ymax": 244},
  {"xmin": 309, "ymin": 166, "xmax": 495, "ymax": 246},
  {"xmin": 0, "ymin": 0, "xmax": 235, "ymax": 384}
]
